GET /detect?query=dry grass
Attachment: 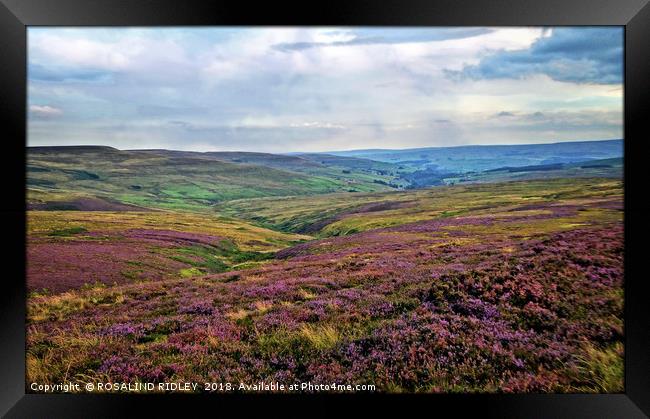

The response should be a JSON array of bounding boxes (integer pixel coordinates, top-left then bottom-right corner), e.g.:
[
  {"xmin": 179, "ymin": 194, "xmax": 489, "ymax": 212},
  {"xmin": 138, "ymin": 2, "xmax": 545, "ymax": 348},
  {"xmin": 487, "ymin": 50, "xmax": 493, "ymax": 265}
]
[
  {"xmin": 299, "ymin": 324, "xmax": 341, "ymax": 351},
  {"xmin": 28, "ymin": 210, "xmax": 310, "ymax": 251},
  {"xmin": 573, "ymin": 342, "xmax": 624, "ymax": 393},
  {"xmin": 28, "ymin": 287, "xmax": 125, "ymax": 322}
]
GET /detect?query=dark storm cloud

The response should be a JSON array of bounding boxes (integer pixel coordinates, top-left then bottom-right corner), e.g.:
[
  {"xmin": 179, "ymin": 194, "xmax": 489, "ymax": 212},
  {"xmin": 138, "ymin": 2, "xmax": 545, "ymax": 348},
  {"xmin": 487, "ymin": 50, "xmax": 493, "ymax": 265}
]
[{"xmin": 453, "ymin": 27, "xmax": 623, "ymax": 84}]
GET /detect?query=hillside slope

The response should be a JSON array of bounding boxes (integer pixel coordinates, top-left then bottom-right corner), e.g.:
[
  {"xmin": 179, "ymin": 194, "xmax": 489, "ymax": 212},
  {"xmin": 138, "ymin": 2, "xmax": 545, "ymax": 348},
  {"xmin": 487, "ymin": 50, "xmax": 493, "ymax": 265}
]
[
  {"xmin": 328, "ymin": 139, "xmax": 623, "ymax": 173},
  {"xmin": 217, "ymin": 177, "xmax": 622, "ymax": 235},
  {"xmin": 27, "ymin": 147, "xmax": 398, "ymax": 211},
  {"xmin": 27, "ymin": 178, "xmax": 623, "ymax": 392}
]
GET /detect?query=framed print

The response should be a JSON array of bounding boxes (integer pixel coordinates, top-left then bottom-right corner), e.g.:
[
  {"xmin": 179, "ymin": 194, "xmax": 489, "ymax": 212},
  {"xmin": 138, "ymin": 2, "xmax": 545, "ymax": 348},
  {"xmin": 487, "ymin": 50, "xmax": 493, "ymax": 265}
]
[{"xmin": 1, "ymin": 0, "xmax": 649, "ymax": 417}]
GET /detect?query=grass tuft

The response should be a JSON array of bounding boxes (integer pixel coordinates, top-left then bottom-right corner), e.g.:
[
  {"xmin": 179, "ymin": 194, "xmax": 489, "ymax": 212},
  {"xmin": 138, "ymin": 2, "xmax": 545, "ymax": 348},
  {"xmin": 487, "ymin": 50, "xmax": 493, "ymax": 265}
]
[{"xmin": 299, "ymin": 324, "xmax": 341, "ymax": 351}]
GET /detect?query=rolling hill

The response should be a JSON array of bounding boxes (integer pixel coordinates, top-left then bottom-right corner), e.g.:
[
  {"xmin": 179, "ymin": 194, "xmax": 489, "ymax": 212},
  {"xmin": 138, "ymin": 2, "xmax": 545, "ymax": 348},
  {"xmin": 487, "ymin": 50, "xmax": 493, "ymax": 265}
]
[
  {"xmin": 217, "ymin": 177, "xmax": 622, "ymax": 236},
  {"xmin": 27, "ymin": 141, "xmax": 623, "ymax": 212},
  {"xmin": 27, "ymin": 177, "xmax": 623, "ymax": 393},
  {"xmin": 326, "ymin": 139, "xmax": 623, "ymax": 173},
  {"xmin": 27, "ymin": 146, "xmax": 400, "ymax": 212}
]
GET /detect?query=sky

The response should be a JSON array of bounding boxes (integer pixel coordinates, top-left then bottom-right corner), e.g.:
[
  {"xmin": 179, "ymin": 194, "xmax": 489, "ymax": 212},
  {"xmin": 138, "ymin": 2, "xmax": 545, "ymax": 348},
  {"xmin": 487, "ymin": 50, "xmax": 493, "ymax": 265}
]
[{"xmin": 27, "ymin": 27, "xmax": 623, "ymax": 152}]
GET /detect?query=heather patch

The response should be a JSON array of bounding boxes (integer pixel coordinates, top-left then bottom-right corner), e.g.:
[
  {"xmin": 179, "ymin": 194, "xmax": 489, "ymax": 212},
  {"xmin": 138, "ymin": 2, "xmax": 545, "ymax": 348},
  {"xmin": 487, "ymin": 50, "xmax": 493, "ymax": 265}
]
[
  {"xmin": 27, "ymin": 222, "xmax": 622, "ymax": 391},
  {"xmin": 26, "ymin": 179, "xmax": 623, "ymax": 392}
]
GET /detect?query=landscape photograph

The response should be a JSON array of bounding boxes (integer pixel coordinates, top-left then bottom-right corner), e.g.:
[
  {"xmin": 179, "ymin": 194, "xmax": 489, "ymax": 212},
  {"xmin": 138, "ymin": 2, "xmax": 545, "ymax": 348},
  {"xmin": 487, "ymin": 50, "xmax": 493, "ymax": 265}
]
[{"xmin": 27, "ymin": 27, "xmax": 624, "ymax": 393}]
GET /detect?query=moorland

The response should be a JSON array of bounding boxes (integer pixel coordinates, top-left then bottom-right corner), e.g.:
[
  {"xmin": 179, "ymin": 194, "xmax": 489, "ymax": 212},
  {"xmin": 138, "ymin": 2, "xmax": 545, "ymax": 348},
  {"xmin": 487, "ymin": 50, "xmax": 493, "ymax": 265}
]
[{"xmin": 26, "ymin": 139, "xmax": 624, "ymax": 393}]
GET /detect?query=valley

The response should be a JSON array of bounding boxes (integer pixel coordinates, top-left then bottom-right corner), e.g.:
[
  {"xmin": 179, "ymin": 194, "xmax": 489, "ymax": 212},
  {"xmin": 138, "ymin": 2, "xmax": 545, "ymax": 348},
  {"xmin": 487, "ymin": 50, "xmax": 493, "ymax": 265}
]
[{"xmin": 26, "ymin": 141, "xmax": 624, "ymax": 393}]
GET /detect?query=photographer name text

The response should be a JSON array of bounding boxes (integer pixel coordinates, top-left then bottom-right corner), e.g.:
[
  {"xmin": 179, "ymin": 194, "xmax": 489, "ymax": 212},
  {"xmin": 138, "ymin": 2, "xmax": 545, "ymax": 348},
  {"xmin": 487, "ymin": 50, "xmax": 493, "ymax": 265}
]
[{"xmin": 30, "ymin": 381, "xmax": 375, "ymax": 393}]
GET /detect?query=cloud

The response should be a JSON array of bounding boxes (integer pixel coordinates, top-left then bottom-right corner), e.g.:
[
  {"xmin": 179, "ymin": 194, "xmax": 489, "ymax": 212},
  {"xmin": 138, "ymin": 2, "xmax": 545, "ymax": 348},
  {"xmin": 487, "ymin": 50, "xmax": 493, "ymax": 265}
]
[
  {"xmin": 493, "ymin": 111, "xmax": 545, "ymax": 119},
  {"xmin": 137, "ymin": 105, "xmax": 208, "ymax": 117},
  {"xmin": 167, "ymin": 120, "xmax": 193, "ymax": 129},
  {"xmin": 479, "ymin": 110, "xmax": 622, "ymax": 133},
  {"xmin": 32, "ymin": 34, "xmax": 134, "ymax": 71},
  {"xmin": 272, "ymin": 28, "xmax": 494, "ymax": 51},
  {"xmin": 27, "ymin": 27, "xmax": 623, "ymax": 151},
  {"xmin": 288, "ymin": 121, "xmax": 346, "ymax": 129},
  {"xmin": 29, "ymin": 63, "xmax": 114, "ymax": 83},
  {"xmin": 452, "ymin": 27, "xmax": 623, "ymax": 84},
  {"xmin": 29, "ymin": 105, "xmax": 63, "ymax": 118},
  {"xmin": 273, "ymin": 37, "xmax": 384, "ymax": 52},
  {"xmin": 29, "ymin": 29, "xmax": 197, "ymax": 86}
]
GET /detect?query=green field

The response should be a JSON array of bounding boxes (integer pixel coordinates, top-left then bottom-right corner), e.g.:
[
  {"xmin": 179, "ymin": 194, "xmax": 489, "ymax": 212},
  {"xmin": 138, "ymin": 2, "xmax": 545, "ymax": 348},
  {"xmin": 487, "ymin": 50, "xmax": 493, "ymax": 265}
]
[
  {"xmin": 27, "ymin": 146, "xmax": 401, "ymax": 212},
  {"xmin": 218, "ymin": 177, "xmax": 622, "ymax": 235}
]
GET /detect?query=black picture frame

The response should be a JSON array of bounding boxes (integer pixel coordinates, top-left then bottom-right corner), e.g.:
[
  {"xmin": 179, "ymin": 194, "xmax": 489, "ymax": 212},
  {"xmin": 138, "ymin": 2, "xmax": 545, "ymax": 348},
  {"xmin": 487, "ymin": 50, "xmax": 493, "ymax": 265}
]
[{"xmin": 1, "ymin": 0, "xmax": 649, "ymax": 417}]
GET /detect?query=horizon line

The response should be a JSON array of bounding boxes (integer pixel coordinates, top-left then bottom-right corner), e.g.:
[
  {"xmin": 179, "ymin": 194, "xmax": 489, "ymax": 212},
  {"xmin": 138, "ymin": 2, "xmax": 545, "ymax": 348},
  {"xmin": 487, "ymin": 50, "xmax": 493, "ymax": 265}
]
[{"xmin": 27, "ymin": 137, "xmax": 623, "ymax": 154}]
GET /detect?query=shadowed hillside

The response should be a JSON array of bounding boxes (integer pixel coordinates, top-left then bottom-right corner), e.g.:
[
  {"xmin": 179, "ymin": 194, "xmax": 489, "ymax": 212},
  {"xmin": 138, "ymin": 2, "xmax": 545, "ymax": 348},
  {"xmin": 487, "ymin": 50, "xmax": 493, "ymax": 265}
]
[{"xmin": 328, "ymin": 139, "xmax": 623, "ymax": 173}]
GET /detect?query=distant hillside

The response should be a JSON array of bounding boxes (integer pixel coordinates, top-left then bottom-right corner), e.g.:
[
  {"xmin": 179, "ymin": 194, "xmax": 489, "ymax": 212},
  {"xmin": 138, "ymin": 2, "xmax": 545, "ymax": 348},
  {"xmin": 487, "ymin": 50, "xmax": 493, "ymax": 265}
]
[
  {"xmin": 27, "ymin": 141, "xmax": 624, "ymax": 212},
  {"xmin": 327, "ymin": 139, "xmax": 623, "ymax": 173},
  {"xmin": 126, "ymin": 149, "xmax": 404, "ymax": 183},
  {"xmin": 296, "ymin": 153, "xmax": 399, "ymax": 173},
  {"xmin": 28, "ymin": 145, "xmax": 120, "ymax": 154},
  {"xmin": 27, "ymin": 147, "xmax": 398, "ymax": 212},
  {"xmin": 441, "ymin": 157, "xmax": 623, "ymax": 186},
  {"xmin": 132, "ymin": 150, "xmax": 323, "ymax": 172}
]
